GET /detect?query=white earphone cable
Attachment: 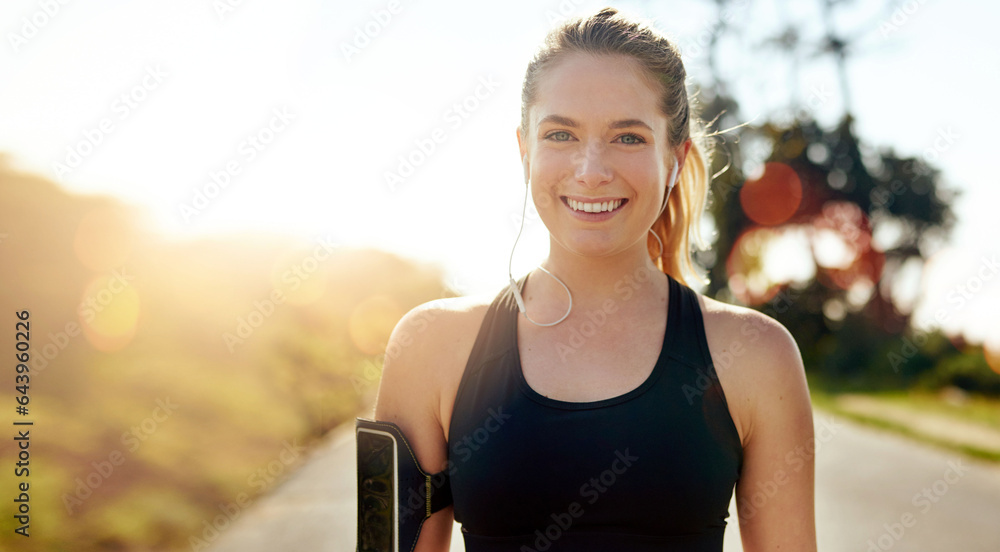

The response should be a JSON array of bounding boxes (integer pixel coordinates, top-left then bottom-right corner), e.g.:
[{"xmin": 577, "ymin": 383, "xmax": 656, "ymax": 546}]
[
  {"xmin": 508, "ymin": 167, "xmax": 573, "ymax": 327},
  {"xmin": 508, "ymin": 159, "xmax": 677, "ymax": 327}
]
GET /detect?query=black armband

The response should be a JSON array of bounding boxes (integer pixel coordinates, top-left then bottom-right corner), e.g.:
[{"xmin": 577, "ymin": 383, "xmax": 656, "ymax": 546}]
[{"xmin": 356, "ymin": 418, "xmax": 452, "ymax": 552}]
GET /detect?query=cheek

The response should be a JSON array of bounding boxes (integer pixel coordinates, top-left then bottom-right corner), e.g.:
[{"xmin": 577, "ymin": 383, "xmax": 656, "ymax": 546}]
[
  {"xmin": 624, "ymin": 151, "xmax": 663, "ymax": 179},
  {"xmin": 530, "ymin": 183, "xmax": 558, "ymax": 211},
  {"xmin": 620, "ymin": 157, "xmax": 665, "ymax": 200}
]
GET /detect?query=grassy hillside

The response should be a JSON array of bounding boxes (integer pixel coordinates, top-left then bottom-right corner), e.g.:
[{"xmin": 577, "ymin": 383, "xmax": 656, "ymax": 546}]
[{"xmin": 0, "ymin": 157, "xmax": 449, "ymax": 551}]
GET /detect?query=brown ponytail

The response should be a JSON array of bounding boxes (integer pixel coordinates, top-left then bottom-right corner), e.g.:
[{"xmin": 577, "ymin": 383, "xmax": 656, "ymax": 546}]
[{"xmin": 649, "ymin": 124, "xmax": 712, "ymax": 285}]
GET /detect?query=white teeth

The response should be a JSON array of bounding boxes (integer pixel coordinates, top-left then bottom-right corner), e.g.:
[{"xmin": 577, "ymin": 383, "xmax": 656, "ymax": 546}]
[{"xmin": 568, "ymin": 199, "xmax": 623, "ymax": 213}]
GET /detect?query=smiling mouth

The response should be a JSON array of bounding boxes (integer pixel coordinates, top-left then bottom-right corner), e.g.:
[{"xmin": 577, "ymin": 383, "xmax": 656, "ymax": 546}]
[{"xmin": 562, "ymin": 197, "xmax": 628, "ymax": 213}]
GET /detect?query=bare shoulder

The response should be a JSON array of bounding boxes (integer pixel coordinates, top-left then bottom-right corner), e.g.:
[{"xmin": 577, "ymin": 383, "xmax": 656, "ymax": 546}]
[
  {"xmin": 383, "ymin": 293, "xmax": 494, "ymax": 366},
  {"xmin": 378, "ymin": 293, "xmax": 494, "ymax": 400},
  {"xmin": 695, "ymin": 293, "xmax": 810, "ymax": 444},
  {"xmin": 697, "ymin": 294, "xmax": 803, "ymax": 371},
  {"xmin": 373, "ymin": 293, "xmax": 495, "ymax": 454}
]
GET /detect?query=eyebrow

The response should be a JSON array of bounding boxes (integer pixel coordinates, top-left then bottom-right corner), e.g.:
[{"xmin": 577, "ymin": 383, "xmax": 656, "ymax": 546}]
[{"xmin": 537, "ymin": 114, "xmax": 652, "ymax": 131}]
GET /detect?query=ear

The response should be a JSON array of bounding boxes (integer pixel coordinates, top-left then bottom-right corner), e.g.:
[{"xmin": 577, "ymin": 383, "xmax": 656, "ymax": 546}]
[
  {"xmin": 673, "ymin": 138, "xmax": 693, "ymax": 180},
  {"xmin": 516, "ymin": 126, "xmax": 529, "ymax": 184}
]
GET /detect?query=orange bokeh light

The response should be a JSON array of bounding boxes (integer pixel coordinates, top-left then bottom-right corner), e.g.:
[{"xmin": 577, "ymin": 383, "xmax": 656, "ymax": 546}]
[
  {"xmin": 740, "ymin": 162, "xmax": 803, "ymax": 226},
  {"xmin": 78, "ymin": 274, "xmax": 141, "ymax": 352},
  {"xmin": 726, "ymin": 226, "xmax": 784, "ymax": 305},
  {"xmin": 812, "ymin": 201, "xmax": 883, "ymax": 290}
]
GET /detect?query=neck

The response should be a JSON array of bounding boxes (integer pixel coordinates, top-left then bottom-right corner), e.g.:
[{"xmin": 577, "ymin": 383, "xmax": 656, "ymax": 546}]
[{"xmin": 526, "ymin": 237, "xmax": 667, "ymax": 318}]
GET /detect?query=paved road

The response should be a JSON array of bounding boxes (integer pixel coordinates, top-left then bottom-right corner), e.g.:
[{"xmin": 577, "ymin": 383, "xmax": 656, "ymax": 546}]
[
  {"xmin": 812, "ymin": 413, "xmax": 1000, "ymax": 551},
  {"xmin": 208, "ymin": 412, "xmax": 1000, "ymax": 552}
]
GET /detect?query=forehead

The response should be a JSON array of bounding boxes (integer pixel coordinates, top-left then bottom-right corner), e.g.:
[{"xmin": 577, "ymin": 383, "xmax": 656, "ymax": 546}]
[{"xmin": 531, "ymin": 52, "xmax": 665, "ymax": 129}]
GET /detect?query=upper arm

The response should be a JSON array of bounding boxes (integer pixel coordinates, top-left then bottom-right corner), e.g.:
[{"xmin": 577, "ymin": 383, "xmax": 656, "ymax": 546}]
[
  {"xmin": 374, "ymin": 303, "xmax": 447, "ymax": 461},
  {"xmin": 731, "ymin": 315, "xmax": 816, "ymax": 551},
  {"xmin": 372, "ymin": 299, "xmax": 485, "ymax": 552}
]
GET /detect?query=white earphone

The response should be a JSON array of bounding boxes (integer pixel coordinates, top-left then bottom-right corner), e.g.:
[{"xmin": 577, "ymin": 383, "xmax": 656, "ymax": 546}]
[{"xmin": 662, "ymin": 160, "xmax": 679, "ymax": 211}]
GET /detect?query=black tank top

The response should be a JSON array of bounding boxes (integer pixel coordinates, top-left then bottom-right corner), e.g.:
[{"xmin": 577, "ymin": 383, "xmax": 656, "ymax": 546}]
[{"xmin": 447, "ymin": 273, "xmax": 743, "ymax": 552}]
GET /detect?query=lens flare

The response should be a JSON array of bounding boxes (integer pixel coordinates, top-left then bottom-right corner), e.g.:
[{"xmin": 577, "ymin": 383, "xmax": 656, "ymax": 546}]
[
  {"xmin": 812, "ymin": 201, "xmax": 883, "ymax": 290},
  {"xmin": 739, "ymin": 162, "xmax": 802, "ymax": 226},
  {"xmin": 270, "ymin": 248, "xmax": 328, "ymax": 305},
  {"xmin": 726, "ymin": 227, "xmax": 784, "ymax": 305},
  {"xmin": 79, "ymin": 274, "xmax": 141, "ymax": 352}
]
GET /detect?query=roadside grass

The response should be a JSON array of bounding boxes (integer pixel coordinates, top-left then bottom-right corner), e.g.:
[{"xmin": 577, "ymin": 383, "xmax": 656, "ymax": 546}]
[{"xmin": 808, "ymin": 384, "xmax": 1000, "ymax": 463}]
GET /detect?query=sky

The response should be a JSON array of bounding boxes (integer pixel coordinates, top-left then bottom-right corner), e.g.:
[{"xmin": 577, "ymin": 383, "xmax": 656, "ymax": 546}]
[{"xmin": 1, "ymin": 0, "xmax": 998, "ymax": 346}]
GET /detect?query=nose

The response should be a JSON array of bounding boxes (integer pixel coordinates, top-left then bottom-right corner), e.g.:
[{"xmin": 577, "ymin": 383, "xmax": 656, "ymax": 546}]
[{"xmin": 573, "ymin": 141, "xmax": 612, "ymax": 188}]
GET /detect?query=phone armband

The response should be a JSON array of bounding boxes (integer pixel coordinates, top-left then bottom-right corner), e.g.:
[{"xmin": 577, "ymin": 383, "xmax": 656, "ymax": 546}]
[{"xmin": 356, "ymin": 418, "xmax": 452, "ymax": 552}]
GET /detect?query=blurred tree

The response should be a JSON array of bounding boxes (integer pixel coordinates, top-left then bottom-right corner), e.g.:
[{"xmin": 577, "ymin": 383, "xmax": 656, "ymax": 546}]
[{"xmin": 683, "ymin": 0, "xmax": 957, "ymax": 380}]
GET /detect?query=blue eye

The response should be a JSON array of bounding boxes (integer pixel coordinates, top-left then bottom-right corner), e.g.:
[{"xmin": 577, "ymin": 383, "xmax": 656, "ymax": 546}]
[{"xmin": 617, "ymin": 133, "xmax": 645, "ymax": 145}]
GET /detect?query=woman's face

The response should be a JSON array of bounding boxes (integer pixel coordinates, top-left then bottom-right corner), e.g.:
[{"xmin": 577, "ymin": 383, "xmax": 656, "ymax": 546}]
[{"xmin": 519, "ymin": 52, "xmax": 678, "ymax": 260}]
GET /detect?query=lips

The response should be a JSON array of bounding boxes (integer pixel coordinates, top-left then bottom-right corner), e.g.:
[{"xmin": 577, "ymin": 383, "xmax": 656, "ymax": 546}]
[{"xmin": 563, "ymin": 197, "xmax": 628, "ymax": 213}]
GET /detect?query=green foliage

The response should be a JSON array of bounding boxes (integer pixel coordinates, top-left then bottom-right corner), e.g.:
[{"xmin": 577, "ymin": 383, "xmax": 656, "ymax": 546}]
[
  {"xmin": 0, "ymin": 158, "xmax": 447, "ymax": 551},
  {"xmin": 700, "ymin": 83, "xmax": 957, "ymax": 382},
  {"xmin": 918, "ymin": 349, "xmax": 1000, "ymax": 397}
]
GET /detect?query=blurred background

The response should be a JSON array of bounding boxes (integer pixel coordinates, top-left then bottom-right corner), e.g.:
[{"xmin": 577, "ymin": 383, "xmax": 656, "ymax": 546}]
[{"xmin": 1, "ymin": 0, "xmax": 998, "ymax": 550}]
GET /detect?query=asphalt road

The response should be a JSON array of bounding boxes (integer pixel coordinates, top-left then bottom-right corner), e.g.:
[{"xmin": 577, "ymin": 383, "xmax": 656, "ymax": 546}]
[{"xmin": 207, "ymin": 412, "xmax": 1000, "ymax": 552}]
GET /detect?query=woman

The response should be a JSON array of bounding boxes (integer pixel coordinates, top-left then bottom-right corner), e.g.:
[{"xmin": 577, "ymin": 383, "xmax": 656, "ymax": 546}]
[{"xmin": 373, "ymin": 7, "xmax": 816, "ymax": 551}]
